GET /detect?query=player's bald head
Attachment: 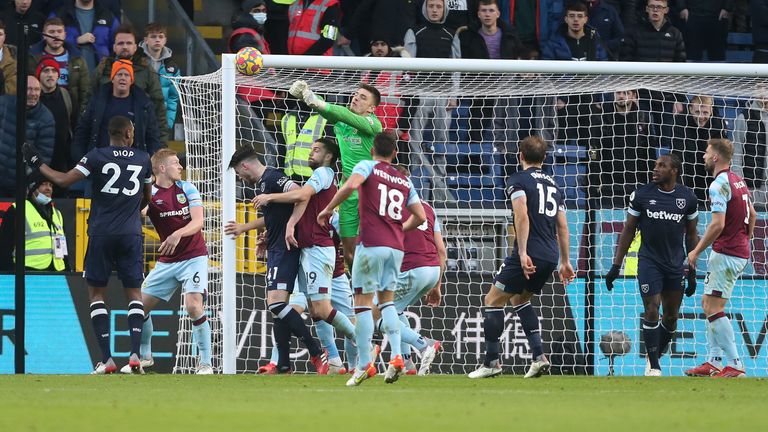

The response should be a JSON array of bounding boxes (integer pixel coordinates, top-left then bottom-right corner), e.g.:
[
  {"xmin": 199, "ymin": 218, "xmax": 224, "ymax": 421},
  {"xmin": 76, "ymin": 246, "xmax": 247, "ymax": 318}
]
[{"xmin": 519, "ymin": 135, "xmax": 548, "ymax": 164}]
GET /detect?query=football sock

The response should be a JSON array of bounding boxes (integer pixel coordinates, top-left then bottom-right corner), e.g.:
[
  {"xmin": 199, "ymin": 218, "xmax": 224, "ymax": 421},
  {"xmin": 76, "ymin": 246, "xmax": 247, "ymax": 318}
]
[
  {"xmin": 325, "ymin": 308, "xmax": 356, "ymax": 340},
  {"xmin": 483, "ymin": 307, "xmax": 504, "ymax": 366},
  {"xmin": 127, "ymin": 300, "xmax": 144, "ymax": 357},
  {"xmin": 354, "ymin": 307, "xmax": 374, "ymax": 369},
  {"xmin": 90, "ymin": 301, "xmax": 111, "ymax": 363},
  {"xmin": 657, "ymin": 322, "xmax": 675, "ymax": 358},
  {"xmin": 191, "ymin": 313, "xmax": 212, "ymax": 366},
  {"xmin": 379, "ymin": 301, "xmax": 402, "ymax": 357},
  {"xmin": 399, "ymin": 315, "xmax": 429, "ymax": 352},
  {"xmin": 514, "ymin": 302, "xmax": 544, "ymax": 359},
  {"xmin": 269, "ymin": 301, "xmax": 321, "ymax": 357},
  {"xmin": 315, "ymin": 320, "xmax": 340, "ymax": 360},
  {"xmin": 642, "ymin": 319, "xmax": 661, "ymax": 370},
  {"xmin": 272, "ymin": 320, "xmax": 292, "ymax": 370},
  {"xmin": 269, "ymin": 345, "xmax": 279, "ymax": 365},
  {"xmin": 140, "ymin": 314, "xmax": 153, "ymax": 360},
  {"xmin": 343, "ymin": 335, "xmax": 358, "ymax": 369},
  {"xmin": 398, "ymin": 313, "xmax": 415, "ymax": 359},
  {"xmin": 709, "ymin": 312, "xmax": 743, "ymax": 370},
  {"xmin": 705, "ymin": 319, "xmax": 724, "ymax": 367}
]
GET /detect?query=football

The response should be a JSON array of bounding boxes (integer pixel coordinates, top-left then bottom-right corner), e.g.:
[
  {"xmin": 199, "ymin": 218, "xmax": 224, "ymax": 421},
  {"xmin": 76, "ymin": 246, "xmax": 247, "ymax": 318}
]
[{"xmin": 235, "ymin": 47, "xmax": 263, "ymax": 75}]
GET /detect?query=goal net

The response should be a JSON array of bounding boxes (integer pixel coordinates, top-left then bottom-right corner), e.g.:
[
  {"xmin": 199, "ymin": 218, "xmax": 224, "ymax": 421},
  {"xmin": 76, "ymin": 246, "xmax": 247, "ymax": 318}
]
[{"xmin": 172, "ymin": 55, "xmax": 768, "ymax": 376}]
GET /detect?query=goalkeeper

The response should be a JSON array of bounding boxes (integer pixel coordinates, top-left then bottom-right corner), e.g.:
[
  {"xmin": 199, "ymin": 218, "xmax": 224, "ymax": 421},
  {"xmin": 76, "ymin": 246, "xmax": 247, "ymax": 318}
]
[{"xmin": 288, "ymin": 80, "xmax": 382, "ymax": 266}]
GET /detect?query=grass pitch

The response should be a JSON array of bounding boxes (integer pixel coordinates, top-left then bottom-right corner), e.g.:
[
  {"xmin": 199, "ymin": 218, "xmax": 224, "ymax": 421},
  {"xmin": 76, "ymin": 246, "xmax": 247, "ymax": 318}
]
[{"xmin": 1, "ymin": 375, "xmax": 766, "ymax": 432}]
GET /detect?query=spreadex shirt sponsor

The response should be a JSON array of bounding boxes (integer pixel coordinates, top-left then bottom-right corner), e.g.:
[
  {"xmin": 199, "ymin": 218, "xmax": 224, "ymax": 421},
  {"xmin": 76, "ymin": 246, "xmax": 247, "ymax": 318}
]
[
  {"xmin": 147, "ymin": 180, "xmax": 208, "ymax": 263},
  {"xmin": 628, "ymin": 183, "xmax": 698, "ymax": 273}
]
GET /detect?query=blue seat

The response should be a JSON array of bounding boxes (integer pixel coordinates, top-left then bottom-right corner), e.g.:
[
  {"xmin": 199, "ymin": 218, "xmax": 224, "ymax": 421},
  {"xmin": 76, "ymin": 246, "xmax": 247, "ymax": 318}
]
[{"xmin": 552, "ymin": 162, "xmax": 586, "ymax": 208}]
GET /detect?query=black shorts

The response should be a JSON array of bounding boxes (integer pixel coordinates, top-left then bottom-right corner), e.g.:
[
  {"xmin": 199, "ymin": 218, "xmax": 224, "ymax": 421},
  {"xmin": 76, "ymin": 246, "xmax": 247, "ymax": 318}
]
[
  {"xmin": 493, "ymin": 255, "xmax": 557, "ymax": 295},
  {"xmin": 637, "ymin": 260, "xmax": 684, "ymax": 297},
  {"xmin": 84, "ymin": 234, "xmax": 144, "ymax": 288},
  {"xmin": 266, "ymin": 247, "xmax": 300, "ymax": 292}
]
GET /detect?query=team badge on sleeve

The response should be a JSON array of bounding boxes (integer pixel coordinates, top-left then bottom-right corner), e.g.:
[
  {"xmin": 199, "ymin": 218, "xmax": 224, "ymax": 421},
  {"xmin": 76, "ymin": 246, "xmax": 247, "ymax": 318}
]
[{"xmin": 177, "ymin": 193, "xmax": 187, "ymax": 204}]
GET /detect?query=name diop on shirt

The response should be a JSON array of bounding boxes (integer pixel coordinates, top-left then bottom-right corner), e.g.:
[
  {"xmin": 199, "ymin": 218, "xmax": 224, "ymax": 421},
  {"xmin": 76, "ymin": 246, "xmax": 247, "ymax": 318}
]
[
  {"xmin": 159, "ymin": 207, "xmax": 190, "ymax": 218},
  {"xmin": 373, "ymin": 168, "xmax": 409, "ymax": 186},
  {"xmin": 645, "ymin": 208, "xmax": 684, "ymax": 223}
]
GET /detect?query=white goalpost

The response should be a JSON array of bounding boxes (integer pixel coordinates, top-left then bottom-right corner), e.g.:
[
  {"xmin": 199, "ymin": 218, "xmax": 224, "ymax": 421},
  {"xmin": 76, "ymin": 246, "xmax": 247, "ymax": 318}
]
[{"xmin": 172, "ymin": 54, "xmax": 768, "ymax": 376}]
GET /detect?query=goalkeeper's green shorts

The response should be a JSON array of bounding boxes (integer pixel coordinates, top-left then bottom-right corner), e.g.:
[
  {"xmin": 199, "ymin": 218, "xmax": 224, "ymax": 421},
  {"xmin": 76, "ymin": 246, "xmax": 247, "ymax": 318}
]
[{"xmin": 338, "ymin": 193, "xmax": 359, "ymax": 238}]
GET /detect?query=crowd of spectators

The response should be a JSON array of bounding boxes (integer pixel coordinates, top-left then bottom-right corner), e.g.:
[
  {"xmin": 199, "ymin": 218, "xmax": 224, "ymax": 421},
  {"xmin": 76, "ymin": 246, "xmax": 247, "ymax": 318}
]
[
  {"xmin": 0, "ymin": 0, "xmax": 178, "ymax": 199},
  {"xmin": 223, "ymin": 0, "xmax": 766, "ymax": 207}
]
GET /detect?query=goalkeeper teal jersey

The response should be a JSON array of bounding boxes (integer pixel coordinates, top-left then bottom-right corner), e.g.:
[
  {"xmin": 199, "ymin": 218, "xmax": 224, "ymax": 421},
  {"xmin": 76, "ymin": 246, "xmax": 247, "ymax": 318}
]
[{"xmin": 319, "ymin": 103, "xmax": 382, "ymax": 180}]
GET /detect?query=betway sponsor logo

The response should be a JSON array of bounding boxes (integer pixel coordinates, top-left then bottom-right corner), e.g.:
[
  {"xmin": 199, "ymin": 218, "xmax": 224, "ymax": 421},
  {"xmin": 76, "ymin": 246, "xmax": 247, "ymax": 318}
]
[
  {"xmin": 374, "ymin": 168, "xmax": 409, "ymax": 186},
  {"xmin": 646, "ymin": 208, "xmax": 683, "ymax": 222},
  {"xmin": 159, "ymin": 207, "xmax": 189, "ymax": 218}
]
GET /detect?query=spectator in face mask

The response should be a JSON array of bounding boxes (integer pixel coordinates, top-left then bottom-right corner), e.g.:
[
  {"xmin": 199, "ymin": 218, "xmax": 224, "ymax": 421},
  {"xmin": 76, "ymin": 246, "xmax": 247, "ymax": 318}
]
[
  {"xmin": 0, "ymin": 173, "xmax": 70, "ymax": 271},
  {"xmin": 229, "ymin": 0, "xmax": 271, "ymax": 54}
]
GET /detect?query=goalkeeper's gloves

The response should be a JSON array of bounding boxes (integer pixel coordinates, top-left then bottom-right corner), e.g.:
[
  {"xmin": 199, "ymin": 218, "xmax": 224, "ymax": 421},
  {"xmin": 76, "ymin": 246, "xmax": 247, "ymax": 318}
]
[
  {"xmin": 288, "ymin": 80, "xmax": 308, "ymax": 98},
  {"xmin": 605, "ymin": 264, "xmax": 620, "ymax": 291},
  {"xmin": 301, "ymin": 88, "xmax": 325, "ymax": 110},
  {"xmin": 685, "ymin": 264, "xmax": 697, "ymax": 297},
  {"xmin": 22, "ymin": 142, "xmax": 42, "ymax": 169}
]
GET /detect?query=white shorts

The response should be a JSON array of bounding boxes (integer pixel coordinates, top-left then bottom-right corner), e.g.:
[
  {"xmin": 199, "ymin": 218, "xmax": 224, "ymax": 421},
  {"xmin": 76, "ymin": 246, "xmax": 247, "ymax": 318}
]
[
  {"xmin": 394, "ymin": 266, "xmax": 441, "ymax": 312},
  {"xmin": 297, "ymin": 246, "xmax": 335, "ymax": 301},
  {"xmin": 351, "ymin": 244, "xmax": 404, "ymax": 294},
  {"xmin": 288, "ymin": 291, "xmax": 308, "ymax": 310},
  {"xmin": 142, "ymin": 255, "xmax": 208, "ymax": 302},
  {"xmin": 704, "ymin": 250, "xmax": 748, "ymax": 299}
]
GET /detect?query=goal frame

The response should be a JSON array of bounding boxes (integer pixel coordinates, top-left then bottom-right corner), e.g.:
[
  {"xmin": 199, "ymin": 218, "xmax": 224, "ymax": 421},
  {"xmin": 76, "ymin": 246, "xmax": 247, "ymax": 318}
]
[{"xmin": 218, "ymin": 53, "xmax": 768, "ymax": 374}]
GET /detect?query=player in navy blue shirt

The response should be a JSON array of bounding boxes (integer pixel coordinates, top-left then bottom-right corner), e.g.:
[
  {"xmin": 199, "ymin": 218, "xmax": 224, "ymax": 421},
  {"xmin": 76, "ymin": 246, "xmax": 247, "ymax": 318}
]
[
  {"xmin": 24, "ymin": 116, "xmax": 152, "ymax": 374},
  {"xmin": 606, "ymin": 153, "xmax": 699, "ymax": 376},
  {"xmin": 469, "ymin": 136, "xmax": 575, "ymax": 380},
  {"xmin": 224, "ymin": 146, "xmax": 328, "ymax": 374}
]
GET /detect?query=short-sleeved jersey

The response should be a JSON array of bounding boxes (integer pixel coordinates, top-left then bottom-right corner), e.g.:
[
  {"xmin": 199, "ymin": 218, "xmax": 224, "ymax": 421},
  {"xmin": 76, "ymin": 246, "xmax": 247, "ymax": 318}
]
[
  {"xmin": 401, "ymin": 200, "xmax": 441, "ymax": 272},
  {"xmin": 257, "ymin": 167, "xmax": 297, "ymax": 252},
  {"xmin": 507, "ymin": 167, "xmax": 565, "ymax": 263},
  {"xmin": 710, "ymin": 170, "xmax": 751, "ymax": 259},
  {"xmin": 297, "ymin": 166, "xmax": 337, "ymax": 248},
  {"xmin": 147, "ymin": 180, "xmax": 208, "ymax": 263},
  {"xmin": 353, "ymin": 160, "xmax": 419, "ymax": 250},
  {"xmin": 76, "ymin": 146, "xmax": 152, "ymax": 236},
  {"xmin": 628, "ymin": 183, "xmax": 698, "ymax": 273}
]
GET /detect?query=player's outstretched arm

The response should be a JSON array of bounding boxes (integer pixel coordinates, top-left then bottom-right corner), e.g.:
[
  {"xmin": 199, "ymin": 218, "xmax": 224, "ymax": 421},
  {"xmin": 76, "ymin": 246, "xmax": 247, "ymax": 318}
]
[
  {"xmin": 687, "ymin": 212, "xmax": 725, "ymax": 270},
  {"xmin": 402, "ymin": 200, "xmax": 426, "ymax": 232},
  {"xmin": 511, "ymin": 195, "xmax": 535, "ymax": 279},
  {"xmin": 317, "ymin": 173, "xmax": 363, "ymax": 227},
  {"xmin": 555, "ymin": 211, "xmax": 575, "ymax": 285},
  {"xmin": 252, "ymin": 184, "xmax": 315, "ymax": 208},
  {"xmin": 25, "ymin": 142, "xmax": 85, "ymax": 188},
  {"xmin": 606, "ymin": 214, "xmax": 639, "ymax": 290},
  {"xmin": 317, "ymin": 103, "xmax": 381, "ymax": 137},
  {"xmin": 224, "ymin": 217, "xmax": 265, "ymax": 239}
]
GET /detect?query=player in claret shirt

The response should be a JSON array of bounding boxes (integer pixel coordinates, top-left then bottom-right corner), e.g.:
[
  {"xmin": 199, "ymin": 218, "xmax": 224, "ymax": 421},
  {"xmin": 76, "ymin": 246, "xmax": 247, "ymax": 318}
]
[
  {"xmin": 129, "ymin": 148, "xmax": 212, "ymax": 374},
  {"xmin": 252, "ymin": 137, "xmax": 356, "ymax": 374},
  {"xmin": 606, "ymin": 154, "xmax": 699, "ymax": 376},
  {"xmin": 24, "ymin": 116, "xmax": 152, "ymax": 374},
  {"xmin": 318, "ymin": 132, "xmax": 426, "ymax": 387},
  {"xmin": 686, "ymin": 139, "xmax": 755, "ymax": 378},
  {"xmin": 225, "ymin": 146, "xmax": 329, "ymax": 374}
]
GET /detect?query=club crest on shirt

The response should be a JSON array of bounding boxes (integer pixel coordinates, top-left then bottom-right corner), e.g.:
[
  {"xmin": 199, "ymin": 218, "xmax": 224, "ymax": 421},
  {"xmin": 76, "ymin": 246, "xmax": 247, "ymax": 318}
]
[
  {"xmin": 676, "ymin": 198, "xmax": 686, "ymax": 209},
  {"xmin": 177, "ymin": 193, "xmax": 187, "ymax": 204}
]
